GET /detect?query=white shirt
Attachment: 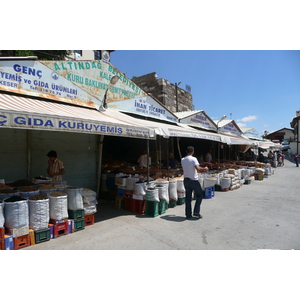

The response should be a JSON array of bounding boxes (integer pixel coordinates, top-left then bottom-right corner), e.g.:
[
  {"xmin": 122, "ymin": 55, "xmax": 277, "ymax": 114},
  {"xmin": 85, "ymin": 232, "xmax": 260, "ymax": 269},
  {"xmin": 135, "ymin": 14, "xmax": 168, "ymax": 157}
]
[
  {"xmin": 181, "ymin": 155, "xmax": 199, "ymax": 180},
  {"xmin": 138, "ymin": 154, "xmax": 151, "ymax": 168}
]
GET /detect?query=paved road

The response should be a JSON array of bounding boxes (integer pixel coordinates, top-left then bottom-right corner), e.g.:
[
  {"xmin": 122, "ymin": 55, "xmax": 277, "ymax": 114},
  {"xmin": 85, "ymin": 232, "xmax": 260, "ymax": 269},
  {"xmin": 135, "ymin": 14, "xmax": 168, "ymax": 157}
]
[{"xmin": 24, "ymin": 158, "xmax": 300, "ymax": 250}]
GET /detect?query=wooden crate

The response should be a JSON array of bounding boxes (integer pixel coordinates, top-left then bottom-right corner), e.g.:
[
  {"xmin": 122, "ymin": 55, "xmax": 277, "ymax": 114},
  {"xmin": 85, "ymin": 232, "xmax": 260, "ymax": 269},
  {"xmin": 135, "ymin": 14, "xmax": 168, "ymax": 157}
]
[{"xmin": 14, "ymin": 234, "xmax": 31, "ymax": 250}]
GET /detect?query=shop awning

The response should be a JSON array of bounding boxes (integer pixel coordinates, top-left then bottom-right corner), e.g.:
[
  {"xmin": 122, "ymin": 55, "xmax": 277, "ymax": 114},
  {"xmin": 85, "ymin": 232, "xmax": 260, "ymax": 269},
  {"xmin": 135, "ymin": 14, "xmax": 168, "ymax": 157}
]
[
  {"xmin": 0, "ymin": 93, "xmax": 155, "ymax": 139},
  {"xmin": 220, "ymin": 133, "xmax": 254, "ymax": 145},
  {"xmin": 106, "ymin": 111, "xmax": 222, "ymax": 141}
]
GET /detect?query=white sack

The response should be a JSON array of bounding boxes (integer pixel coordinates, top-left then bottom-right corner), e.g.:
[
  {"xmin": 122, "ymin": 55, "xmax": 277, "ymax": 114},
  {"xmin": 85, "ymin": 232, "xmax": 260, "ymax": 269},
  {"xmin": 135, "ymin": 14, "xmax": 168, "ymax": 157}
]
[
  {"xmin": 0, "ymin": 202, "xmax": 5, "ymax": 227},
  {"xmin": 29, "ymin": 199, "xmax": 49, "ymax": 231},
  {"xmin": 4, "ymin": 199, "xmax": 29, "ymax": 229},
  {"xmin": 66, "ymin": 187, "xmax": 83, "ymax": 210},
  {"xmin": 169, "ymin": 180, "xmax": 178, "ymax": 201},
  {"xmin": 49, "ymin": 194, "xmax": 68, "ymax": 220}
]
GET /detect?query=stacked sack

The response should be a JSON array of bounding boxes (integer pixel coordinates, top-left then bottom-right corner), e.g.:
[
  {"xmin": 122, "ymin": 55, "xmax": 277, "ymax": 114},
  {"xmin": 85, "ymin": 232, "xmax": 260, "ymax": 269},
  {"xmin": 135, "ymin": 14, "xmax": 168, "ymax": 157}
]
[{"xmin": 82, "ymin": 188, "xmax": 97, "ymax": 215}]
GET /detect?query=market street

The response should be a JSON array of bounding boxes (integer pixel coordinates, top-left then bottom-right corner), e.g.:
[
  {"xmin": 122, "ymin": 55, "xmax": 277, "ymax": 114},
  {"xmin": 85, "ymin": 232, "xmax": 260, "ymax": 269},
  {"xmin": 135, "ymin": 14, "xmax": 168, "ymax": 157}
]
[{"xmin": 24, "ymin": 158, "xmax": 300, "ymax": 250}]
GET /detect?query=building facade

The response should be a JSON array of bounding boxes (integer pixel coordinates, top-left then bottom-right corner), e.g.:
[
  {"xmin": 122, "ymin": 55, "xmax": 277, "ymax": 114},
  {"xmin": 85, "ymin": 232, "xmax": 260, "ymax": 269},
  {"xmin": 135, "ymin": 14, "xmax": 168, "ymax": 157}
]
[{"xmin": 131, "ymin": 72, "xmax": 193, "ymax": 113}]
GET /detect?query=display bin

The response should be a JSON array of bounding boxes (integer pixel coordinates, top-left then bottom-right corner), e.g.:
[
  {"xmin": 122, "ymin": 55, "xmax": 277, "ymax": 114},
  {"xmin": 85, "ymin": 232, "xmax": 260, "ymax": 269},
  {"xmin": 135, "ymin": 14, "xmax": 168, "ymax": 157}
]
[
  {"xmin": 68, "ymin": 209, "xmax": 84, "ymax": 220},
  {"xmin": 53, "ymin": 221, "xmax": 68, "ymax": 238},
  {"xmin": 177, "ymin": 198, "xmax": 185, "ymax": 205},
  {"xmin": 204, "ymin": 186, "xmax": 215, "ymax": 199},
  {"xmin": 84, "ymin": 214, "xmax": 95, "ymax": 226},
  {"xmin": 168, "ymin": 199, "xmax": 177, "ymax": 208},
  {"xmin": 159, "ymin": 199, "xmax": 167, "ymax": 215},
  {"xmin": 35, "ymin": 228, "xmax": 50, "ymax": 244},
  {"xmin": 124, "ymin": 195, "xmax": 133, "ymax": 212},
  {"xmin": 132, "ymin": 199, "xmax": 146, "ymax": 215},
  {"xmin": 74, "ymin": 219, "xmax": 85, "ymax": 232},
  {"xmin": 145, "ymin": 200, "xmax": 159, "ymax": 217},
  {"xmin": 14, "ymin": 234, "xmax": 31, "ymax": 250}
]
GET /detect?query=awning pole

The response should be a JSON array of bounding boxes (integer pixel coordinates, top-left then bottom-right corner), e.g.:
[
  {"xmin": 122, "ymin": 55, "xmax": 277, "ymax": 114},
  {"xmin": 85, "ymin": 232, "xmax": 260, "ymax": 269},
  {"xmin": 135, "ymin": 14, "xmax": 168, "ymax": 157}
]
[
  {"xmin": 27, "ymin": 130, "xmax": 31, "ymax": 181},
  {"xmin": 96, "ymin": 135, "xmax": 105, "ymax": 199},
  {"xmin": 147, "ymin": 138, "xmax": 150, "ymax": 184}
]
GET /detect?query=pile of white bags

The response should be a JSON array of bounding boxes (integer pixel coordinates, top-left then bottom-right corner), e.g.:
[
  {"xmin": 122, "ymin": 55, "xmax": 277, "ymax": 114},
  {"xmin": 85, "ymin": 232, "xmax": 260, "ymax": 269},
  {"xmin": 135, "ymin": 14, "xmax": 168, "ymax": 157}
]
[
  {"xmin": 4, "ymin": 199, "xmax": 29, "ymax": 229},
  {"xmin": 145, "ymin": 188, "xmax": 160, "ymax": 202},
  {"xmin": 66, "ymin": 187, "xmax": 83, "ymax": 210},
  {"xmin": 0, "ymin": 202, "xmax": 5, "ymax": 227},
  {"xmin": 82, "ymin": 188, "xmax": 97, "ymax": 215},
  {"xmin": 48, "ymin": 192, "xmax": 68, "ymax": 220},
  {"xmin": 168, "ymin": 179, "xmax": 178, "ymax": 201},
  {"xmin": 29, "ymin": 199, "xmax": 49, "ymax": 231}
]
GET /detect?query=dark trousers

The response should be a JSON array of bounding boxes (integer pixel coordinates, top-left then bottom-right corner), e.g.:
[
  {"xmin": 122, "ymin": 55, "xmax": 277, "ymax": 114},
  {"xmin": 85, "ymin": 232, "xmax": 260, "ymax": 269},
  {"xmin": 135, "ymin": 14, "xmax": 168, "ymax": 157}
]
[{"xmin": 184, "ymin": 178, "xmax": 203, "ymax": 218}]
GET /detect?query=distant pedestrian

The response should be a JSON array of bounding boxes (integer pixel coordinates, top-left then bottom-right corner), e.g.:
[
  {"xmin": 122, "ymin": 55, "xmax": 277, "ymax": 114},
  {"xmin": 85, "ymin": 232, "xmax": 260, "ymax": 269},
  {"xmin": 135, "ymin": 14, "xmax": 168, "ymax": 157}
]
[
  {"xmin": 181, "ymin": 146, "xmax": 208, "ymax": 220},
  {"xmin": 288, "ymin": 148, "xmax": 292, "ymax": 160},
  {"xmin": 294, "ymin": 153, "xmax": 299, "ymax": 167}
]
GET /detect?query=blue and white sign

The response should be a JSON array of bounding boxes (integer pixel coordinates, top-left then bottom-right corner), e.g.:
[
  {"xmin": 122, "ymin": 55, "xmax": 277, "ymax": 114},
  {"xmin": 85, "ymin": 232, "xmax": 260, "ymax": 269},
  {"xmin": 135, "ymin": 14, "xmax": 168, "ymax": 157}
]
[{"xmin": 108, "ymin": 96, "xmax": 178, "ymax": 123}]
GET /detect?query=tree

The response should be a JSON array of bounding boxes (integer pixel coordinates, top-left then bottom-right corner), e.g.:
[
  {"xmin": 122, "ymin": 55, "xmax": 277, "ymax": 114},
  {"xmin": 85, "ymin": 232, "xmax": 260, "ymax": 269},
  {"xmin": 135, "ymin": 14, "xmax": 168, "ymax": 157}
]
[{"xmin": 0, "ymin": 50, "xmax": 72, "ymax": 60}]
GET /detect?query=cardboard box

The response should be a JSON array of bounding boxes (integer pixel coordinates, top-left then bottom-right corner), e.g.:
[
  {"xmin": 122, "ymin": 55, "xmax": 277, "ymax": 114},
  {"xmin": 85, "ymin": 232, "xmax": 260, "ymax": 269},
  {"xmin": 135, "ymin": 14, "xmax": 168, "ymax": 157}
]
[{"xmin": 8, "ymin": 226, "xmax": 29, "ymax": 238}]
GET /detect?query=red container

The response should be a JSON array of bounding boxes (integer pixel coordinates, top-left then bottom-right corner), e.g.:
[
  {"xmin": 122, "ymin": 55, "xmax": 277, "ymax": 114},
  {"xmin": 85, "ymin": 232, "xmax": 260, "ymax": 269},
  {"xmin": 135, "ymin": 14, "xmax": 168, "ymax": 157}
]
[
  {"xmin": 53, "ymin": 221, "xmax": 68, "ymax": 238},
  {"xmin": 132, "ymin": 199, "xmax": 146, "ymax": 215},
  {"xmin": 84, "ymin": 215, "xmax": 95, "ymax": 226},
  {"xmin": 124, "ymin": 195, "xmax": 133, "ymax": 212},
  {"xmin": 14, "ymin": 234, "xmax": 31, "ymax": 250}
]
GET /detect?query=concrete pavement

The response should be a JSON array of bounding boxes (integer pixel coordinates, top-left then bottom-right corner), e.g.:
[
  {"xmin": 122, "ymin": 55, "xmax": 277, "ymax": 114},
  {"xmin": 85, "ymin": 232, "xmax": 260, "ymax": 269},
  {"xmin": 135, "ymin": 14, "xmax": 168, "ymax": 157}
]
[{"xmin": 24, "ymin": 158, "xmax": 300, "ymax": 250}]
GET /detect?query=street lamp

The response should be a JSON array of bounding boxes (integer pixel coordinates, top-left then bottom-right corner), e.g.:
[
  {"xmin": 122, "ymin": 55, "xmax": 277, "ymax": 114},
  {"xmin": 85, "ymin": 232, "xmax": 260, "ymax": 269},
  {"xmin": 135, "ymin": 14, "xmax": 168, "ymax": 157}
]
[
  {"xmin": 175, "ymin": 81, "xmax": 181, "ymax": 112},
  {"xmin": 217, "ymin": 115, "xmax": 227, "ymax": 172},
  {"xmin": 99, "ymin": 75, "xmax": 119, "ymax": 111}
]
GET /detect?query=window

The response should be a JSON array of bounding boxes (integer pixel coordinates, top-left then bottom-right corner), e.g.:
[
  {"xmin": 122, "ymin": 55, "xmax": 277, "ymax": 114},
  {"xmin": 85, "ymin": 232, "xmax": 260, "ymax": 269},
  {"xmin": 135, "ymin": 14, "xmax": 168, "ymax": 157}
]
[
  {"xmin": 94, "ymin": 50, "xmax": 101, "ymax": 60},
  {"xmin": 74, "ymin": 50, "xmax": 82, "ymax": 56}
]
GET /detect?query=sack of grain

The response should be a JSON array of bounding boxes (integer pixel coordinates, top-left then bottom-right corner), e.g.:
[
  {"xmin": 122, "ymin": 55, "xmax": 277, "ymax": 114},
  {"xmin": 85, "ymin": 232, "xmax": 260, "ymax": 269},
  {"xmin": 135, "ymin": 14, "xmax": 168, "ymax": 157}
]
[{"xmin": 48, "ymin": 191, "xmax": 68, "ymax": 220}]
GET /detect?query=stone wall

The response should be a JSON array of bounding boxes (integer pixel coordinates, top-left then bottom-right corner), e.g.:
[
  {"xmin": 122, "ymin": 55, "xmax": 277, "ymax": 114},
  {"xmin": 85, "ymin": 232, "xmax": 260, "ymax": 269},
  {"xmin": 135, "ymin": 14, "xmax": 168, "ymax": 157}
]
[{"xmin": 132, "ymin": 72, "xmax": 193, "ymax": 113}]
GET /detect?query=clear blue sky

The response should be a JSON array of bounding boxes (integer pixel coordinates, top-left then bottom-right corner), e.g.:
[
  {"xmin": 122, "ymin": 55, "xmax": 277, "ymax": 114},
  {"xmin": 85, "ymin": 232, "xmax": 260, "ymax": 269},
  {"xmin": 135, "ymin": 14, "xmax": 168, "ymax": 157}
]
[{"xmin": 110, "ymin": 50, "xmax": 300, "ymax": 137}]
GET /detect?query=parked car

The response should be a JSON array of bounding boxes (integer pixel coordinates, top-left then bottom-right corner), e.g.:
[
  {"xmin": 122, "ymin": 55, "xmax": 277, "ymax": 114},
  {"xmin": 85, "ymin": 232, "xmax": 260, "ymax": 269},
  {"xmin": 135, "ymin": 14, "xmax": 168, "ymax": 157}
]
[{"xmin": 281, "ymin": 142, "xmax": 290, "ymax": 151}]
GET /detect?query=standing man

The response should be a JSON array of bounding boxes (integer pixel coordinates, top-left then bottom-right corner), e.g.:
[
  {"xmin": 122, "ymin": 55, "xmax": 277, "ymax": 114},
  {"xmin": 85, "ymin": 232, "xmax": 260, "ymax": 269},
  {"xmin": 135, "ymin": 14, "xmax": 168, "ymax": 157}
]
[
  {"xmin": 181, "ymin": 146, "xmax": 208, "ymax": 219},
  {"xmin": 47, "ymin": 150, "xmax": 65, "ymax": 181}
]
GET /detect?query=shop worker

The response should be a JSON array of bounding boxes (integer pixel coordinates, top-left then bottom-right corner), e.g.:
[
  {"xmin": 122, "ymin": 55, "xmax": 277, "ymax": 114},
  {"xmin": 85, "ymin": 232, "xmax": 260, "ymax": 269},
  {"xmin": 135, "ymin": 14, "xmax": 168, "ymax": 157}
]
[
  {"xmin": 181, "ymin": 146, "xmax": 208, "ymax": 220},
  {"xmin": 205, "ymin": 149, "xmax": 213, "ymax": 163},
  {"xmin": 47, "ymin": 150, "xmax": 65, "ymax": 181},
  {"xmin": 138, "ymin": 149, "xmax": 151, "ymax": 168}
]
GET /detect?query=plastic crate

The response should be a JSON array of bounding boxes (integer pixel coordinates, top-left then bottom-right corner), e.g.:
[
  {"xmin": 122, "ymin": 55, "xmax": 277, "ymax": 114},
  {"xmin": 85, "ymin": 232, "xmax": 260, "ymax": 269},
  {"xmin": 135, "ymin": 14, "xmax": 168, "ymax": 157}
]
[
  {"xmin": 244, "ymin": 179, "xmax": 251, "ymax": 185},
  {"xmin": 132, "ymin": 199, "xmax": 146, "ymax": 215},
  {"xmin": 168, "ymin": 199, "xmax": 177, "ymax": 208},
  {"xmin": 84, "ymin": 214, "xmax": 95, "ymax": 226},
  {"xmin": 145, "ymin": 200, "xmax": 159, "ymax": 217},
  {"xmin": 53, "ymin": 221, "xmax": 68, "ymax": 238},
  {"xmin": 14, "ymin": 234, "xmax": 31, "ymax": 250},
  {"xmin": 74, "ymin": 219, "xmax": 85, "ymax": 232},
  {"xmin": 34, "ymin": 228, "xmax": 50, "ymax": 244},
  {"xmin": 124, "ymin": 195, "xmax": 133, "ymax": 212},
  {"xmin": 159, "ymin": 199, "xmax": 167, "ymax": 215},
  {"xmin": 68, "ymin": 209, "xmax": 84, "ymax": 220},
  {"xmin": 204, "ymin": 186, "xmax": 215, "ymax": 199},
  {"xmin": 177, "ymin": 198, "xmax": 185, "ymax": 205}
]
